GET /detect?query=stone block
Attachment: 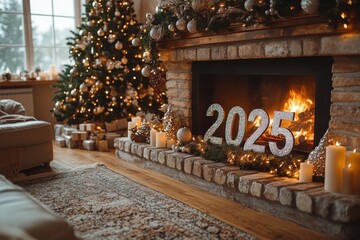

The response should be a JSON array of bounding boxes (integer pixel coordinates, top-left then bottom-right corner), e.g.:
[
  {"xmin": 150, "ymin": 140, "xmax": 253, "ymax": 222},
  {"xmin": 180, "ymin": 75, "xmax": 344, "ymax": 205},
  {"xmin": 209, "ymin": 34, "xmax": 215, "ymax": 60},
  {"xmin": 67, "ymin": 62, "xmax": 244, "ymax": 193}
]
[
  {"xmin": 143, "ymin": 146, "xmax": 156, "ymax": 160},
  {"xmin": 303, "ymin": 38, "xmax": 320, "ymax": 56},
  {"xmin": 176, "ymin": 49, "xmax": 184, "ymax": 61},
  {"xmin": 331, "ymin": 91, "xmax": 360, "ymax": 102},
  {"xmin": 289, "ymin": 40, "xmax": 302, "ymax": 57},
  {"xmin": 238, "ymin": 44, "xmax": 263, "ymax": 59},
  {"xmin": 150, "ymin": 148, "xmax": 167, "ymax": 163},
  {"xmin": 214, "ymin": 166, "xmax": 240, "ymax": 186},
  {"xmin": 238, "ymin": 172, "xmax": 274, "ymax": 194},
  {"xmin": 197, "ymin": 48, "xmax": 210, "ymax": 61},
  {"xmin": 130, "ymin": 143, "xmax": 138, "ymax": 155},
  {"xmin": 203, "ymin": 163, "xmax": 227, "ymax": 182},
  {"xmin": 295, "ymin": 187, "xmax": 325, "ymax": 213},
  {"xmin": 136, "ymin": 144, "xmax": 148, "ymax": 157},
  {"xmin": 250, "ymin": 177, "xmax": 280, "ymax": 198},
  {"xmin": 332, "ymin": 197, "xmax": 360, "ymax": 222},
  {"xmin": 211, "ymin": 46, "xmax": 227, "ymax": 60},
  {"xmin": 115, "ymin": 137, "xmax": 127, "ymax": 151},
  {"xmin": 332, "ymin": 72, "xmax": 360, "ymax": 87},
  {"xmin": 321, "ymin": 34, "xmax": 360, "ymax": 56},
  {"xmin": 263, "ymin": 178, "xmax": 299, "ymax": 201},
  {"xmin": 264, "ymin": 41, "xmax": 288, "ymax": 57},
  {"xmin": 176, "ymin": 154, "xmax": 193, "ymax": 171},
  {"xmin": 158, "ymin": 150, "xmax": 174, "ymax": 165},
  {"xmin": 124, "ymin": 141, "xmax": 132, "ymax": 153},
  {"xmin": 184, "ymin": 49, "xmax": 197, "ymax": 61},
  {"xmin": 279, "ymin": 182, "xmax": 322, "ymax": 207},
  {"xmin": 192, "ymin": 159, "xmax": 215, "ymax": 178},
  {"xmin": 226, "ymin": 170, "xmax": 257, "ymax": 190},
  {"xmin": 227, "ymin": 45, "xmax": 238, "ymax": 59},
  {"xmin": 184, "ymin": 157, "xmax": 203, "ymax": 174},
  {"xmin": 166, "ymin": 152, "xmax": 180, "ymax": 168},
  {"xmin": 313, "ymin": 194, "xmax": 342, "ymax": 219}
]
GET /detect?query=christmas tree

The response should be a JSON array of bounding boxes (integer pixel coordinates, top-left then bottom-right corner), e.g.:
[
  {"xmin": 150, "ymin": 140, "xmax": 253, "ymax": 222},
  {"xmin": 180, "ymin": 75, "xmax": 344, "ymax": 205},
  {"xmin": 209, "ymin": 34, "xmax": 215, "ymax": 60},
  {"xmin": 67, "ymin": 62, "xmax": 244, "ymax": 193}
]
[{"xmin": 52, "ymin": 0, "xmax": 167, "ymax": 125}]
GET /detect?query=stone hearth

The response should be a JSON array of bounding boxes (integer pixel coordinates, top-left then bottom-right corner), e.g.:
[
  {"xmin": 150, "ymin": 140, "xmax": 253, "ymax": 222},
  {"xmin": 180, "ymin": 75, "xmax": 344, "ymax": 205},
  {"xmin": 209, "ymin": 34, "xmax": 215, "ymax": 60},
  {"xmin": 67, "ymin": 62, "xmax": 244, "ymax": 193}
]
[{"xmin": 115, "ymin": 138, "xmax": 360, "ymax": 239}]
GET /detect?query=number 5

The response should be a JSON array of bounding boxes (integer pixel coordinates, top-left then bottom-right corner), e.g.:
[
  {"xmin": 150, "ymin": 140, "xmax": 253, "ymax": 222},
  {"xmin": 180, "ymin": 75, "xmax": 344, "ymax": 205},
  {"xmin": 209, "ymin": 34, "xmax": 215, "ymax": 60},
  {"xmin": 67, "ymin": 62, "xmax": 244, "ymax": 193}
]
[{"xmin": 269, "ymin": 111, "xmax": 295, "ymax": 157}]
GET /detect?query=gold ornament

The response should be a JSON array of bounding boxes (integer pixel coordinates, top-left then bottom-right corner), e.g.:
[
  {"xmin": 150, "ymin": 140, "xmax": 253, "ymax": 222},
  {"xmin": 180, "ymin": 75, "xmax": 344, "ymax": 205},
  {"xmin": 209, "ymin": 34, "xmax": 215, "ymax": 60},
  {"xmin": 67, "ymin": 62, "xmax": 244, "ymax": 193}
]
[
  {"xmin": 141, "ymin": 66, "xmax": 151, "ymax": 77},
  {"xmin": 177, "ymin": 127, "xmax": 192, "ymax": 143},
  {"xmin": 115, "ymin": 41, "xmax": 123, "ymax": 50}
]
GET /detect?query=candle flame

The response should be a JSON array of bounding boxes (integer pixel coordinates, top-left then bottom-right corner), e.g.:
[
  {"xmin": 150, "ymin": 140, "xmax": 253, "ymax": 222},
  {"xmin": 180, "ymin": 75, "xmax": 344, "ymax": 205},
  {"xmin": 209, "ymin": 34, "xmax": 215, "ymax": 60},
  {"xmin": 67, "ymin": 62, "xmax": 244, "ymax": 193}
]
[
  {"xmin": 348, "ymin": 164, "xmax": 352, "ymax": 168},
  {"xmin": 336, "ymin": 142, "xmax": 341, "ymax": 146},
  {"xmin": 353, "ymin": 149, "xmax": 357, "ymax": 153}
]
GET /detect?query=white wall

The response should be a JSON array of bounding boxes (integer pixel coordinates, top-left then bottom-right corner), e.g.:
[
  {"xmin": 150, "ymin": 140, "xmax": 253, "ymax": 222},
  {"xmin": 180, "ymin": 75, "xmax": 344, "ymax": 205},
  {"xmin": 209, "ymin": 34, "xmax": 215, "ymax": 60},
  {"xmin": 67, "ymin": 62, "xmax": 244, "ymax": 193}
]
[{"xmin": 132, "ymin": 0, "xmax": 159, "ymax": 23}]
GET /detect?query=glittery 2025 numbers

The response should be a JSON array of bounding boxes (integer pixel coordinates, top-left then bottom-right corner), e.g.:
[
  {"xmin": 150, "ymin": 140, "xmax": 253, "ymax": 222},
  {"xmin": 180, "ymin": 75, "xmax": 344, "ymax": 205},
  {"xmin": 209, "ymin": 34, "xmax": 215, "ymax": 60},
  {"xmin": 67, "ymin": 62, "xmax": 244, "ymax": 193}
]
[{"xmin": 204, "ymin": 103, "xmax": 295, "ymax": 157}]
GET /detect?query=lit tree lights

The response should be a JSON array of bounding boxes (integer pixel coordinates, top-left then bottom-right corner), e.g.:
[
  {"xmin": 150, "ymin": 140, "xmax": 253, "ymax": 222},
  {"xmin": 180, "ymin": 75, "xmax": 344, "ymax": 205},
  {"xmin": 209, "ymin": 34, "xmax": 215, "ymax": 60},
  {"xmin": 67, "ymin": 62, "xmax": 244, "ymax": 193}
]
[{"xmin": 52, "ymin": 0, "xmax": 167, "ymax": 124}]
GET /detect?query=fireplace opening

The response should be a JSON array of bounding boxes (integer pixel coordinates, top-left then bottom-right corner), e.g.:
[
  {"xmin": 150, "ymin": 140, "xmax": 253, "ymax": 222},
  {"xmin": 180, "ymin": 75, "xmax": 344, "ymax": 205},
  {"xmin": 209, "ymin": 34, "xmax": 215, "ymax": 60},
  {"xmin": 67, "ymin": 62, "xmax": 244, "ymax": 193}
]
[{"xmin": 192, "ymin": 57, "xmax": 333, "ymax": 154}]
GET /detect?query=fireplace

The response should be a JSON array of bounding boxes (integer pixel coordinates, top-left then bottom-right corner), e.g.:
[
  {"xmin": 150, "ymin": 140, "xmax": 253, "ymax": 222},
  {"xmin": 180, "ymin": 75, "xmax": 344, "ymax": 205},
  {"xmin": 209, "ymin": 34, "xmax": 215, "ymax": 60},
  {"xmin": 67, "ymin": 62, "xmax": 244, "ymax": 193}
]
[
  {"xmin": 159, "ymin": 21, "xmax": 360, "ymax": 151},
  {"xmin": 192, "ymin": 57, "xmax": 333, "ymax": 153}
]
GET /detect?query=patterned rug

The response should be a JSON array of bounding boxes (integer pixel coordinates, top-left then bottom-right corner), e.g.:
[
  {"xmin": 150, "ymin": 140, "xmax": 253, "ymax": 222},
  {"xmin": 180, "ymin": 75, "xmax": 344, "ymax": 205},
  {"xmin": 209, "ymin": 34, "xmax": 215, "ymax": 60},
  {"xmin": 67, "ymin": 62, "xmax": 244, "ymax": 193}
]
[{"xmin": 19, "ymin": 165, "xmax": 256, "ymax": 240}]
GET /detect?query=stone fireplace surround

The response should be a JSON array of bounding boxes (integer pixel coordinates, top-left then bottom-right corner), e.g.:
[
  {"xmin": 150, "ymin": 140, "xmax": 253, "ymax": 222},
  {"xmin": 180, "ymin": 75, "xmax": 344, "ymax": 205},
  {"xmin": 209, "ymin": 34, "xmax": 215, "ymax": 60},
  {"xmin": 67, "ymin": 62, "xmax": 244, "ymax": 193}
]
[{"xmin": 115, "ymin": 18, "xmax": 360, "ymax": 239}]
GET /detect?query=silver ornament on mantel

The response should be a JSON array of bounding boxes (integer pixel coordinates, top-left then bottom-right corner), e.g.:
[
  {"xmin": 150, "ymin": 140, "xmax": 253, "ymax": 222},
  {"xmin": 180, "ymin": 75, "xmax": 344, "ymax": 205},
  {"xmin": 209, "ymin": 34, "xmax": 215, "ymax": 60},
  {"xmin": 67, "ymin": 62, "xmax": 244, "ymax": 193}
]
[
  {"xmin": 301, "ymin": 0, "xmax": 320, "ymax": 14},
  {"xmin": 176, "ymin": 18, "xmax": 187, "ymax": 31},
  {"xmin": 187, "ymin": 19, "xmax": 197, "ymax": 33},
  {"xmin": 244, "ymin": 0, "xmax": 258, "ymax": 12},
  {"xmin": 308, "ymin": 129, "xmax": 334, "ymax": 178}
]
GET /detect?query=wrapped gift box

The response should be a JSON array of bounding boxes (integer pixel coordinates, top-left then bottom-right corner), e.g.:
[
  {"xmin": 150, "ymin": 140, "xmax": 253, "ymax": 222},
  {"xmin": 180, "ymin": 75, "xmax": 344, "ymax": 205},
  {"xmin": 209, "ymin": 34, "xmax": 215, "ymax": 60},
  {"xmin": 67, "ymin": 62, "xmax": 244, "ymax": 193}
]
[
  {"xmin": 83, "ymin": 140, "xmax": 96, "ymax": 151},
  {"xmin": 98, "ymin": 140, "xmax": 109, "ymax": 152},
  {"xmin": 55, "ymin": 136, "xmax": 66, "ymax": 147},
  {"xmin": 64, "ymin": 135, "xmax": 78, "ymax": 149},
  {"xmin": 105, "ymin": 132, "xmax": 121, "ymax": 148},
  {"xmin": 54, "ymin": 124, "xmax": 65, "ymax": 137},
  {"xmin": 71, "ymin": 131, "xmax": 88, "ymax": 141},
  {"xmin": 63, "ymin": 127, "xmax": 77, "ymax": 136}
]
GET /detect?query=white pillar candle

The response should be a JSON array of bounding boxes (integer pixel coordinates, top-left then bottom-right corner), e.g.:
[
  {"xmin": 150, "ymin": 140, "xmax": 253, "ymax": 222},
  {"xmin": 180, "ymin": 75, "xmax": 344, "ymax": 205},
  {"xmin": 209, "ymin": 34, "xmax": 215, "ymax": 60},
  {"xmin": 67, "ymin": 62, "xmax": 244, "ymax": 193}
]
[
  {"xmin": 325, "ymin": 143, "xmax": 346, "ymax": 193},
  {"xmin": 131, "ymin": 116, "xmax": 142, "ymax": 128},
  {"xmin": 299, "ymin": 162, "xmax": 313, "ymax": 183},
  {"xmin": 342, "ymin": 164, "xmax": 353, "ymax": 195},
  {"xmin": 156, "ymin": 132, "xmax": 167, "ymax": 148},
  {"xmin": 128, "ymin": 121, "xmax": 136, "ymax": 139},
  {"xmin": 346, "ymin": 150, "xmax": 360, "ymax": 194},
  {"xmin": 150, "ymin": 128, "xmax": 157, "ymax": 147}
]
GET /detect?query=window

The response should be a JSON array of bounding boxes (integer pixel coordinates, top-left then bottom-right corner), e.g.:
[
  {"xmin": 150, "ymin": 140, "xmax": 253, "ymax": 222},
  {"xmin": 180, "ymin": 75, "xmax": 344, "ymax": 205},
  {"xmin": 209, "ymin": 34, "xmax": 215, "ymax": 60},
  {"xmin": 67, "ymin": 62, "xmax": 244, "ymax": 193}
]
[{"xmin": 0, "ymin": 0, "xmax": 83, "ymax": 74}]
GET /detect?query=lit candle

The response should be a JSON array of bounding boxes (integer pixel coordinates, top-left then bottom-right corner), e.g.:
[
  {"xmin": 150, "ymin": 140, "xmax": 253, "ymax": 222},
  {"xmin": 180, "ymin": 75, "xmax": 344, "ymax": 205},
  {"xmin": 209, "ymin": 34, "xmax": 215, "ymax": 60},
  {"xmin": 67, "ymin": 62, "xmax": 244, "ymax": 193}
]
[
  {"xmin": 325, "ymin": 142, "xmax": 346, "ymax": 193},
  {"xmin": 346, "ymin": 149, "xmax": 360, "ymax": 194},
  {"xmin": 155, "ymin": 132, "xmax": 167, "ymax": 148},
  {"xmin": 131, "ymin": 116, "xmax": 142, "ymax": 128},
  {"xmin": 127, "ymin": 121, "xmax": 136, "ymax": 139},
  {"xmin": 299, "ymin": 161, "xmax": 313, "ymax": 183},
  {"xmin": 341, "ymin": 164, "xmax": 353, "ymax": 195},
  {"xmin": 150, "ymin": 128, "xmax": 157, "ymax": 147}
]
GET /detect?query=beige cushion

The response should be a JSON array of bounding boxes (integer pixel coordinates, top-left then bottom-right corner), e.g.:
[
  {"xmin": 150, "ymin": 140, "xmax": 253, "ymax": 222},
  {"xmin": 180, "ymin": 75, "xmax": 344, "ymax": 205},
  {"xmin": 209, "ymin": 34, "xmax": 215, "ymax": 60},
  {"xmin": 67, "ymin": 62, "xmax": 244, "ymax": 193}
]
[
  {"xmin": 0, "ymin": 121, "xmax": 53, "ymax": 150},
  {"xmin": 0, "ymin": 175, "xmax": 77, "ymax": 240},
  {"xmin": 0, "ymin": 99, "xmax": 25, "ymax": 115}
]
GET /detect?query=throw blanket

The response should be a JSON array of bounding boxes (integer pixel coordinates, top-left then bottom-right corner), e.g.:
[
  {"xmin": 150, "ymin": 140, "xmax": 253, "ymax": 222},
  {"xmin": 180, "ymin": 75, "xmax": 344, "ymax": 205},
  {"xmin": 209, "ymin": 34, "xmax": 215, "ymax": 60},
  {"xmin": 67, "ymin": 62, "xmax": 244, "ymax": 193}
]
[{"xmin": 0, "ymin": 111, "xmax": 36, "ymax": 124}]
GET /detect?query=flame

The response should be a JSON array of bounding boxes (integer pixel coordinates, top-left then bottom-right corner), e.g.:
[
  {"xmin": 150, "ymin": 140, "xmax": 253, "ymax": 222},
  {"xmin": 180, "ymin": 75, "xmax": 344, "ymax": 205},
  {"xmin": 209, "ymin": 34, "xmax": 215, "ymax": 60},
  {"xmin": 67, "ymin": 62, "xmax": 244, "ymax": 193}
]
[
  {"xmin": 336, "ymin": 141, "xmax": 341, "ymax": 146},
  {"xmin": 348, "ymin": 163, "xmax": 352, "ymax": 168}
]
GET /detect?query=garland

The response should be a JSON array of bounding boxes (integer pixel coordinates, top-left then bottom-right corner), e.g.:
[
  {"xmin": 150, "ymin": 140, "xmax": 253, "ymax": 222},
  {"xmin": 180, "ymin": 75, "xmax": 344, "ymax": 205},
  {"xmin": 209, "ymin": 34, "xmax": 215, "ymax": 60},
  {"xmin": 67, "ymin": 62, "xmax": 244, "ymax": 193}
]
[{"xmin": 134, "ymin": 0, "xmax": 359, "ymax": 77}]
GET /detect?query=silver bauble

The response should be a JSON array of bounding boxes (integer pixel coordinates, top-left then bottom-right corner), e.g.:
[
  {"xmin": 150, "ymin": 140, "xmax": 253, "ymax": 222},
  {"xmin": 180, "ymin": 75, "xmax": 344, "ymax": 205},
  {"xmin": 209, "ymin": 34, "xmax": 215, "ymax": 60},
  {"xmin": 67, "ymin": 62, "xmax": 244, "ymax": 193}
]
[
  {"xmin": 176, "ymin": 18, "xmax": 187, "ymax": 31},
  {"xmin": 168, "ymin": 23, "xmax": 175, "ymax": 32},
  {"xmin": 142, "ymin": 51, "xmax": 151, "ymax": 62},
  {"xmin": 121, "ymin": 56, "xmax": 128, "ymax": 65},
  {"xmin": 141, "ymin": 66, "xmax": 151, "ymax": 77},
  {"xmin": 177, "ymin": 127, "xmax": 192, "ymax": 143},
  {"xmin": 187, "ymin": 19, "xmax": 197, "ymax": 33},
  {"xmin": 301, "ymin": 0, "xmax": 320, "ymax": 14},
  {"xmin": 131, "ymin": 38, "xmax": 141, "ymax": 46},
  {"xmin": 115, "ymin": 41, "xmax": 123, "ymax": 50},
  {"xmin": 244, "ymin": 0, "xmax": 257, "ymax": 11}
]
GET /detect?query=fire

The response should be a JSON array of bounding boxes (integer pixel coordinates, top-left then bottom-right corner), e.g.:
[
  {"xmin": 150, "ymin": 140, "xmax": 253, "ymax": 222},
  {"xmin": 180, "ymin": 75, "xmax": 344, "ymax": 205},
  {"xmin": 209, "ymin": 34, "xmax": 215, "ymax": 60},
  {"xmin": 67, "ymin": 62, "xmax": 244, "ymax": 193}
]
[{"xmin": 283, "ymin": 88, "xmax": 314, "ymax": 145}]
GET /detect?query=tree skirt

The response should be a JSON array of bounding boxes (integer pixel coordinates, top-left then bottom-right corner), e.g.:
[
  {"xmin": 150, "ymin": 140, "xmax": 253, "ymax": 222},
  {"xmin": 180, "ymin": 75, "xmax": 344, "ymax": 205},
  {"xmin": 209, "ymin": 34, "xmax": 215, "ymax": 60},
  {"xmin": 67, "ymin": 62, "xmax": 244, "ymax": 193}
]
[{"xmin": 19, "ymin": 165, "xmax": 255, "ymax": 240}]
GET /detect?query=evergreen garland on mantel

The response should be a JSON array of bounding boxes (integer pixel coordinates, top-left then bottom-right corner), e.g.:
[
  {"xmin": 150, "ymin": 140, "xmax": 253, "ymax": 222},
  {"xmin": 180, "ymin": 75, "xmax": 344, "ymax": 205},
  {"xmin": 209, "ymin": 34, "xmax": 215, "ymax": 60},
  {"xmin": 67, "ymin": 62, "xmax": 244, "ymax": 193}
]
[{"xmin": 135, "ymin": 0, "xmax": 359, "ymax": 74}]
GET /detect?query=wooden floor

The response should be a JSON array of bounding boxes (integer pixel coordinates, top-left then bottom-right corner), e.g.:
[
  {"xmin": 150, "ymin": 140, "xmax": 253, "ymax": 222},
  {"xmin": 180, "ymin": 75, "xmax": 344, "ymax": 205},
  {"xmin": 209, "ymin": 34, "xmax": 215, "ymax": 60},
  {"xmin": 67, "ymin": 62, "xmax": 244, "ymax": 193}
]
[{"xmin": 29, "ymin": 143, "xmax": 332, "ymax": 240}]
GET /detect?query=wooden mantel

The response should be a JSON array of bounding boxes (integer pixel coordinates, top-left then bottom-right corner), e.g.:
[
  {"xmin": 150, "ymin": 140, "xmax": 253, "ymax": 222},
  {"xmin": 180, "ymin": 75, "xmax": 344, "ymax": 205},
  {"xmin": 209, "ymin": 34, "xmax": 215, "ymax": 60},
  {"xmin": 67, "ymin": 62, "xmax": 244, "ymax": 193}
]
[{"xmin": 157, "ymin": 16, "xmax": 358, "ymax": 50}]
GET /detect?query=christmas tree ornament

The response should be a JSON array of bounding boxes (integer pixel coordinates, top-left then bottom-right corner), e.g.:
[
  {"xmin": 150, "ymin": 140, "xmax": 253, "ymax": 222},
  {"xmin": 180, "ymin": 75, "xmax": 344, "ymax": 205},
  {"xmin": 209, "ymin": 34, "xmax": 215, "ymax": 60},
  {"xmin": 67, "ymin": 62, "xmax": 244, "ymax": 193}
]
[
  {"xmin": 301, "ymin": 0, "xmax": 320, "ymax": 14},
  {"xmin": 176, "ymin": 18, "xmax": 187, "ymax": 31},
  {"xmin": 121, "ymin": 56, "xmax": 128, "ymax": 65},
  {"xmin": 115, "ymin": 41, "xmax": 123, "ymax": 50},
  {"xmin": 244, "ymin": 0, "xmax": 257, "ymax": 12},
  {"xmin": 92, "ymin": 0, "xmax": 99, "ymax": 9},
  {"xmin": 187, "ymin": 19, "xmax": 197, "ymax": 33},
  {"xmin": 142, "ymin": 51, "xmax": 151, "ymax": 62},
  {"xmin": 95, "ymin": 80, "xmax": 103, "ymax": 89},
  {"xmin": 123, "ymin": 66, "xmax": 130, "ymax": 74},
  {"xmin": 108, "ymin": 34, "xmax": 117, "ymax": 43},
  {"xmin": 79, "ymin": 83, "xmax": 88, "ymax": 92},
  {"xmin": 168, "ymin": 23, "xmax": 176, "ymax": 32},
  {"xmin": 114, "ymin": 8, "xmax": 120, "ymax": 17},
  {"xmin": 308, "ymin": 129, "xmax": 333, "ymax": 178},
  {"xmin": 131, "ymin": 37, "xmax": 141, "ymax": 46},
  {"xmin": 114, "ymin": 61, "xmax": 123, "ymax": 69},
  {"xmin": 150, "ymin": 25, "xmax": 164, "ymax": 41},
  {"xmin": 70, "ymin": 89, "xmax": 78, "ymax": 96},
  {"xmin": 177, "ymin": 127, "xmax": 192, "ymax": 143},
  {"xmin": 83, "ymin": 59, "xmax": 90, "ymax": 67},
  {"xmin": 97, "ymin": 28, "xmax": 105, "ymax": 36}
]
